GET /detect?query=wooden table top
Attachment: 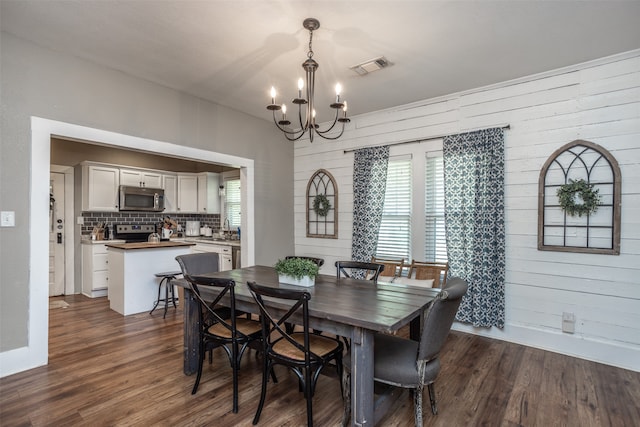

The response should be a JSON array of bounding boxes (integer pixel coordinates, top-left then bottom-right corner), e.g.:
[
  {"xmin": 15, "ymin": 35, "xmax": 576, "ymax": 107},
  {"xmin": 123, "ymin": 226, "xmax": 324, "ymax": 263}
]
[
  {"xmin": 105, "ymin": 241, "xmax": 195, "ymax": 250},
  {"xmin": 175, "ymin": 265, "xmax": 441, "ymax": 334}
]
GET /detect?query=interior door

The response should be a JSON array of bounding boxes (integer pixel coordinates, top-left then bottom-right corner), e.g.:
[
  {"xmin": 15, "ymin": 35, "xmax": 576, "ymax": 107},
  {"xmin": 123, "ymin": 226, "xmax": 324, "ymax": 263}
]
[{"xmin": 49, "ymin": 172, "xmax": 65, "ymax": 296}]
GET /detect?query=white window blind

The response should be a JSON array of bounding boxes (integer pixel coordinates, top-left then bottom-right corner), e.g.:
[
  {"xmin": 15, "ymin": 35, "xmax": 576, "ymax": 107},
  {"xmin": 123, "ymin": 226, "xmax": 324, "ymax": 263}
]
[
  {"xmin": 424, "ymin": 155, "xmax": 447, "ymax": 263},
  {"xmin": 225, "ymin": 179, "xmax": 241, "ymax": 228},
  {"xmin": 376, "ymin": 158, "xmax": 412, "ymax": 260}
]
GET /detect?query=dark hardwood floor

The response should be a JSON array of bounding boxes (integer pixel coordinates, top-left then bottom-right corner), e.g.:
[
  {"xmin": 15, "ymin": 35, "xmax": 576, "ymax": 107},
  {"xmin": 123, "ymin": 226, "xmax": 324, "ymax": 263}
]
[{"xmin": 1, "ymin": 294, "xmax": 638, "ymax": 426}]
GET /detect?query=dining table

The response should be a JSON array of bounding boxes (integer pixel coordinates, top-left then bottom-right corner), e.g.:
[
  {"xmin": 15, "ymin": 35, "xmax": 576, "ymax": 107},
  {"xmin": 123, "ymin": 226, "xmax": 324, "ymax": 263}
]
[{"xmin": 173, "ymin": 265, "xmax": 440, "ymax": 426}]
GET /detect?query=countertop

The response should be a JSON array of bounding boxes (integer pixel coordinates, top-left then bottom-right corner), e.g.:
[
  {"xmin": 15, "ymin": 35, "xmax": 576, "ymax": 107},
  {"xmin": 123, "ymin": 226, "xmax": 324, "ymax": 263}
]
[
  {"xmin": 82, "ymin": 238, "xmax": 125, "ymax": 245},
  {"xmin": 105, "ymin": 241, "xmax": 196, "ymax": 250},
  {"xmin": 177, "ymin": 237, "xmax": 241, "ymax": 247}
]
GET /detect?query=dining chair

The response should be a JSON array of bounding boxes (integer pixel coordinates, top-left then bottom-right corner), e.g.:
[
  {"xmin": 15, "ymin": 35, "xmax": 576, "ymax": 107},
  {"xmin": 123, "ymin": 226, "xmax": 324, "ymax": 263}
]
[
  {"xmin": 335, "ymin": 260, "xmax": 384, "ymax": 281},
  {"xmin": 341, "ymin": 277, "xmax": 468, "ymax": 427},
  {"xmin": 247, "ymin": 281, "xmax": 344, "ymax": 427},
  {"xmin": 180, "ymin": 274, "xmax": 262, "ymax": 413},
  {"xmin": 285, "ymin": 255, "xmax": 325, "ymax": 267},
  {"xmin": 371, "ymin": 256, "xmax": 405, "ymax": 279},
  {"xmin": 407, "ymin": 260, "xmax": 449, "ymax": 288}
]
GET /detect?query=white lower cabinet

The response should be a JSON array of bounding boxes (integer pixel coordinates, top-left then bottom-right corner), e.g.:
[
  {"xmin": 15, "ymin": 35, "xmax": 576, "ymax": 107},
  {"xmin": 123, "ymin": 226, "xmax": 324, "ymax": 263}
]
[
  {"xmin": 191, "ymin": 243, "xmax": 233, "ymax": 271},
  {"xmin": 82, "ymin": 242, "xmax": 110, "ymax": 298}
]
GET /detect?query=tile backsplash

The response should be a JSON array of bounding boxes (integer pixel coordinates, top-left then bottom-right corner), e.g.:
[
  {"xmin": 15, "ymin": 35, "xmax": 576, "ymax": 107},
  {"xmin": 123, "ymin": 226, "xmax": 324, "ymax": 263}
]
[{"xmin": 81, "ymin": 212, "xmax": 220, "ymax": 236}]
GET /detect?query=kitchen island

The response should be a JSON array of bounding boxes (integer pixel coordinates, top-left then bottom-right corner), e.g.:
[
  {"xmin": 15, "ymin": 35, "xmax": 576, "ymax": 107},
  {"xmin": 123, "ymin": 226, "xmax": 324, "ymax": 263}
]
[{"xmin": 105, "ymin": 241, "xmax": 194, "ymax": 315}]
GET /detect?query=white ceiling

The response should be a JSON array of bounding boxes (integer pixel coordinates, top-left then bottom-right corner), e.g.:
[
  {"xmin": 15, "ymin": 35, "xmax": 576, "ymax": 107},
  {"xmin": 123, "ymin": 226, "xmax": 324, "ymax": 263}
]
[{"xmin": 2, "ymin": 1, "xmax": 639, "ymax": 122}]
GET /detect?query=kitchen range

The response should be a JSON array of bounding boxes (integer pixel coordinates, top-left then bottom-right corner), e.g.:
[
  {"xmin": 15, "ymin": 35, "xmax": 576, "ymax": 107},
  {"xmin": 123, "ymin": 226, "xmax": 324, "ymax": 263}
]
[{"xmin": 112, "ymin": 223, "xmax": 157, "ymax": 242}]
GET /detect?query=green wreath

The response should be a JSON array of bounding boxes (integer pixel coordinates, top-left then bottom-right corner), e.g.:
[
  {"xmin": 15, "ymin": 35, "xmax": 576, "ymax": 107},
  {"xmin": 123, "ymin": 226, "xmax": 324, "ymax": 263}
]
[
  {"xmin": 557, "ymin": 179, "xmax": 600, "ymax": 217},
  {"xmin": 312, "ymin": 194, "xmax": 331, "ymax": 217}
]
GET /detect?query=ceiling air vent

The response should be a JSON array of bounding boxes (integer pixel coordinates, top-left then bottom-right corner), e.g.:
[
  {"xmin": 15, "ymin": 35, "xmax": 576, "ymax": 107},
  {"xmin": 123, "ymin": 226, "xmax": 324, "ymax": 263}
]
[{"xmin": 350, "ymin": 56, "xmax": 392, "ymax": 76}]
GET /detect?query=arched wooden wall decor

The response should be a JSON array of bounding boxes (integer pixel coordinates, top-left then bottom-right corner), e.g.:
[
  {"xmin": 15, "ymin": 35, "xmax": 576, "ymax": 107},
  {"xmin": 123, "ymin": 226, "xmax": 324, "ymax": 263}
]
[
  {"xmin": 306, "ymin": 169, "xmax": 338, "ymax": 238},
  {"xmin": 538, "ymin": 140, "xmax": 621, "ymax": 254}
]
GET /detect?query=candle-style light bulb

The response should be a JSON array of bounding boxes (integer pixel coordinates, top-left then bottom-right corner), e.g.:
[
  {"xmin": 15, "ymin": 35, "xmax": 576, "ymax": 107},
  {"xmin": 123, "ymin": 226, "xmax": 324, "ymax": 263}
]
[
  {"xmin": 282, "ymin": 104, "xmax": 287, "ymax": 116},
  {"xmin": 270, "ymin": 87, "xmax": 276, "ymax": 104},
  {"xmin": 335, "ymin": 83, "xmax": 342, "ymax": 102},
  {"xmin": 298, "ymin": 78, "xmax": 304, "ymax": 98},
  {"xmin": 343, "ymin": 101, "xmax": 348, "ymax": 117}
]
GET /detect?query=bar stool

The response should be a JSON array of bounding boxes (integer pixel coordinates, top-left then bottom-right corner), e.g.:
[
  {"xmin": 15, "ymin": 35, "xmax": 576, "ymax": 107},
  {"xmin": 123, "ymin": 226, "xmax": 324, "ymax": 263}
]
[{"xmin": 151, "ymin": 271, "xmax": 182, "ymax": 318}]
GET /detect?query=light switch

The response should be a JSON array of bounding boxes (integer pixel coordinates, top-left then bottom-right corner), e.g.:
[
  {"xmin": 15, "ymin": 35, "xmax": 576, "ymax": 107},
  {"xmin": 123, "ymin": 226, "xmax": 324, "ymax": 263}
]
[{"xmin": 1, "ymin": 211, "xmax": 16, "ymax": 227}]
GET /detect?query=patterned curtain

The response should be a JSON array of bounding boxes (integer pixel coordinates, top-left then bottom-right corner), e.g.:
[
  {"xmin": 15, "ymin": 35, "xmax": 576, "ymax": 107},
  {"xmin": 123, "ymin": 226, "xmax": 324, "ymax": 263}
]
[
  {"xmin": 443, "ymin": 128, "xmax": 505, "ymax": 328},
  {"xmin": 351, "ymin": 146, "xmax": 390, "ymax": 278}
]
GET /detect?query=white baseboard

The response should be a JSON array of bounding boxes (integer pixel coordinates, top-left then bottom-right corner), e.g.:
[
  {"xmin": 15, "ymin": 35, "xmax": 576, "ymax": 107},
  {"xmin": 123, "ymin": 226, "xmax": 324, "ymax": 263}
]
[
  {"xmin": 452, "ymin": 321, "xmax": 640, "ymax": 373},
  {"xmin": 0, "ymin": 345, "xmax": 47, "ymax": 378}
]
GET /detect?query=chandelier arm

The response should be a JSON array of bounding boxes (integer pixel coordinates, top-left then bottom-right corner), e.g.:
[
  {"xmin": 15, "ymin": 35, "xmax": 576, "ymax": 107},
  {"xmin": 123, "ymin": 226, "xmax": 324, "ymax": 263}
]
[
  {"xmin": 312, "ymin": 122, "xmax": 346, "ymax": 141},
  {"xmin": 272, "ymin": 112, "xmax": 307, "ymax": 138},
  {"xmin": 314, "ymin": 110, "xmax": 340, "ymax": 135}
]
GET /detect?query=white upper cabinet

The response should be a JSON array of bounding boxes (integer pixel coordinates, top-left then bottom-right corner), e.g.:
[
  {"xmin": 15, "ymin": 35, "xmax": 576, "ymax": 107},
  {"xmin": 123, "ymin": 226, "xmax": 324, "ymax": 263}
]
[
  {"xmin": 177, "ymin": 174, "xmax": 198, "ymax": 213},
  {"xmin": 81, "ymin": 164, "xmax": 120, "ymax": 212},
  {"xmin": 119, "ymin": 168, "xmax": 162, "ymax": 188},
  {"xmin": 162, "ymin": 174, "xmax": 178, "ymax": 213},
  {"xmin": 197, "ymin": 172, "xmax": 220, "ymax": 214}
]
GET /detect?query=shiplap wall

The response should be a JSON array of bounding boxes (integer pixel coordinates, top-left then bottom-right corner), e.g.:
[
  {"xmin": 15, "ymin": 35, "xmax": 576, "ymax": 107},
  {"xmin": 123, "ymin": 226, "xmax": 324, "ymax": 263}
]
[{"xmin": 293, "ymin": 50, "xmax": 640, "ymax": 372}]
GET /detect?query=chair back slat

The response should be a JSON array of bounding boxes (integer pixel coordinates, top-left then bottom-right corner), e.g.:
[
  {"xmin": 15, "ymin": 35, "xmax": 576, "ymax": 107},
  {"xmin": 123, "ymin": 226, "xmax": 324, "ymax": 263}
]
[
  {"xmin": 371, "ymin": 256, "xmax": 405, "ymax": 278},
  {"xmin": 408, "ymin": 260, "xmax": 449, "ymax": 287},
  {"xmin": 335, "ymin": 260, "xmax": 384, "ymax": 281}
]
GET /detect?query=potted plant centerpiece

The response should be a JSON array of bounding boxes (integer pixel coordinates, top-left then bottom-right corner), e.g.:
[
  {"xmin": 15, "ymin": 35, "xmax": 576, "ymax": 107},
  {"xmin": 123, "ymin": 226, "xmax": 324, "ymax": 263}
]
[{"xmin": 274, "ymin": 258, "xmax": 319, "ymax": 287}]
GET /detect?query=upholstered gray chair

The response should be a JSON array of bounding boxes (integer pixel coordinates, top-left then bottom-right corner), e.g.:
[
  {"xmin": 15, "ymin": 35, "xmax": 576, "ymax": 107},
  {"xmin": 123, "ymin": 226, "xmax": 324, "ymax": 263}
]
[{"xmin": 341, "ymin": 277, "xmax": 468, "ymax": 426}]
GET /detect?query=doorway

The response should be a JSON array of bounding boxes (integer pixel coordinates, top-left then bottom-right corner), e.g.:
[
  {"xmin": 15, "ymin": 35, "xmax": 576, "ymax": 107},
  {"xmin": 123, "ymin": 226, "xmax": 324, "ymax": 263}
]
[{"xmin": 5, "ymin": 117, "xmax": 256, "ymax": 377}]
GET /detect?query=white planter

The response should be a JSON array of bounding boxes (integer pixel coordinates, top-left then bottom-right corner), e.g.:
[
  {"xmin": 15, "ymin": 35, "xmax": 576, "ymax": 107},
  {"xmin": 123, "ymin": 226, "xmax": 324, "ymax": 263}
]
[{"xmin": 278, "ymin": 273, "xmax": 315, "ymax": 287}]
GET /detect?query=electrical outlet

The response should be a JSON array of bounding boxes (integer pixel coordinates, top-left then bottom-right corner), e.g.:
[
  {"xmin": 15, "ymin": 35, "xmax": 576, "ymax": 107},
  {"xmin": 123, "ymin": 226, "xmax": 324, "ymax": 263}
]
[
  {"xmin": 562, "ymin": 312, "xmax": 575, "ymax": 334},
  {"xmin": 1, "ymin": 211, "xmax": 16, "ymax": 227}
]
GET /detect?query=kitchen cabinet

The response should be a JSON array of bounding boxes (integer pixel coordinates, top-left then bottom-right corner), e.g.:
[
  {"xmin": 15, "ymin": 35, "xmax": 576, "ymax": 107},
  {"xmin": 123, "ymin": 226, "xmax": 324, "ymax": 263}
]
[
  {"xmin": 191, "ymin": 242, "xmax": 233, "ymax": 271},
  {"xmin": 119, "ymin": 168, "xmax": 162, "ymax": 188},
  {"xmin": 197, "ymin": 172, "xmax": 221, "ymax": 214},
  {"xmin": 82, "ymin": 242, "xmax": 112, "ymax": 297},
  {"xmin": 177, "ymin": 174, "xmax": 198, "ymax": 213},
  {"xmin": 162, "ymin": 174, "xmax": 178, "ymax": 213},
  {"xmin": 81, "ymin": 164, "xmax": 120, "ymax": 212}
]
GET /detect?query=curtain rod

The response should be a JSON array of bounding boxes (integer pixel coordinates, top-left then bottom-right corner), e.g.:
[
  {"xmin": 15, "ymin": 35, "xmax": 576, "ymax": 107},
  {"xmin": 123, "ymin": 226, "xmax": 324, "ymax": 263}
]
[{"xmin": 342, "ymin": 124, "xmax": 511, "ymax": 154}]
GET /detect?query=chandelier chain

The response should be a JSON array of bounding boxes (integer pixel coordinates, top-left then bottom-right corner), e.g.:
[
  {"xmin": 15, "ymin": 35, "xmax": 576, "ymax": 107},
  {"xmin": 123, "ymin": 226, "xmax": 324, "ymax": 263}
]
[{"xmin": 307, "ymin": 29, "xmax": 314, "ymax": 59}]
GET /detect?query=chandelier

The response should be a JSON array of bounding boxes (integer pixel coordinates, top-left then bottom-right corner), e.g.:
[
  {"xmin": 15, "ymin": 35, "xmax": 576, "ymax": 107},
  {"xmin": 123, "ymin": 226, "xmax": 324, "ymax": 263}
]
[{"xmin": 267, "ymin": 18, "xmax": 350, "ymax": 143}]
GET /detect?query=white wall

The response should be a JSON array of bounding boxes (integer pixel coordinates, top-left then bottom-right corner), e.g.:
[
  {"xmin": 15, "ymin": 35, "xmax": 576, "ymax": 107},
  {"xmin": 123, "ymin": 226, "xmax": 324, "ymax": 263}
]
[{"xmin": 294, "ymin": 50, "xmax": 640, "ymax": 372}]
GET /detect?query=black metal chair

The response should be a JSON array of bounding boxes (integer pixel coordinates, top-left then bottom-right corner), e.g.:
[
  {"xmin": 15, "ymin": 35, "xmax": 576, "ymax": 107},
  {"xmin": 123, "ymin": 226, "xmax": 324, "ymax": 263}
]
[
  {"xmin": 285, "ymin": 255, "xmax": 325, "ymax": 267},
  {"xmin": 335, "ymin": 260, "xmax": 384, "ymax": 281},
  {"xmin": 247, "ymin": 281, "xmax": 344, "ymax": 427},
  {"xmin": 181, "ymin": 274, "xmax": 262, "ymax": 413},
  {"xmin": 341, "ymin": 277, "xmax": 468, "ymax": 427}
]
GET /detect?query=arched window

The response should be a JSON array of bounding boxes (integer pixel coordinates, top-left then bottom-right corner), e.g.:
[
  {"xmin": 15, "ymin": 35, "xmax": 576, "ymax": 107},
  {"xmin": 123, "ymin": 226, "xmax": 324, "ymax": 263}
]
[{"xmin": 538, "ymin": 140, "xmax": 621, "ymax": 254}]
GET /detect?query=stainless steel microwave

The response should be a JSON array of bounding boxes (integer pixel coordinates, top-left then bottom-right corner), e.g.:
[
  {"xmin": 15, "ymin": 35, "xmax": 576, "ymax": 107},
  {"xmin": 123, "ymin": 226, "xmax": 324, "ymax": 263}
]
[{"xmin": 119, "ymin": 185, "xmax": 165, "ymax": 212}]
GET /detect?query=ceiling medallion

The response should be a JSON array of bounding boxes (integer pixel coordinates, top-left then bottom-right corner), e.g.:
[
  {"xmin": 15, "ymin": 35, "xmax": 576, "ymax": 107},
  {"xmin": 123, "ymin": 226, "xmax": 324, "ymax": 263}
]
[{"xmin": 267, "ymin": 18, "xmax": 350, "ymax": 143}]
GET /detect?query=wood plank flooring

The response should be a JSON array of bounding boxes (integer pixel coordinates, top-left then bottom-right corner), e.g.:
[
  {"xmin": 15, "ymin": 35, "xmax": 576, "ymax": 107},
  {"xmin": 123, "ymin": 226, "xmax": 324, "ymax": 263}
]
[{"xmin": 1, "ymin": 294, "xmax": 638, "ymax": 426}]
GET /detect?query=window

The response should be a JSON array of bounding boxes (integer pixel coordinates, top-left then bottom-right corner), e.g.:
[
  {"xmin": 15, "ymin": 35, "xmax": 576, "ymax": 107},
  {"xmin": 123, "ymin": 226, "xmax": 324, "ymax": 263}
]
[
  {"xmin": 224, "ymin": 178, "xmax": 241, "ymax": 228},
  {"xmin": 375, "ymin": 157, "xmax": 412, "ymax": 260},
  {"xmin": 424, "ymin": 154, "xmax": 447, "ymax": 263}
]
